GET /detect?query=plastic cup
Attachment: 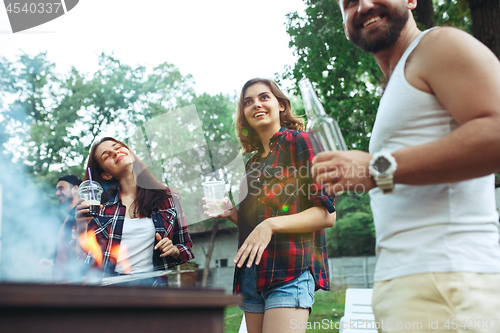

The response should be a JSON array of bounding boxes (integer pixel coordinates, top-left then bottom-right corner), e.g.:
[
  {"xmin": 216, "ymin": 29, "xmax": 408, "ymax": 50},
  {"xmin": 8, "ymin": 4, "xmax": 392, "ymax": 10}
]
[
  {"xmin": 77, "ymin": 180, "xmax": 103, "ymax": 217},
  {"xmin": 202, "ymin": 181, "xmax": 226, "ymax": 217}
]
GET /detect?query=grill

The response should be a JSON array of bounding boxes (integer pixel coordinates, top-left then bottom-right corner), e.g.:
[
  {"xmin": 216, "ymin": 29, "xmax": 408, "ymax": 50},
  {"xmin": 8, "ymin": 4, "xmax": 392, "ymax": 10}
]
[{"xmin": 0, "ymin": 282, "xmax": 240, "ymax": 333}]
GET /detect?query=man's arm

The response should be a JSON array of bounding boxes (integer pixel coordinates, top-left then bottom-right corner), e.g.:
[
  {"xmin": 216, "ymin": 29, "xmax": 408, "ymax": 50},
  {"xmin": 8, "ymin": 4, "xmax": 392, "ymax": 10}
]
[
  {"xmin": 313, "ymin": 28, "xmax": 500, "ymax": 191},
  {"xmin": 393, "ymin": 27, "xmax": 500, "ymax": 184}
]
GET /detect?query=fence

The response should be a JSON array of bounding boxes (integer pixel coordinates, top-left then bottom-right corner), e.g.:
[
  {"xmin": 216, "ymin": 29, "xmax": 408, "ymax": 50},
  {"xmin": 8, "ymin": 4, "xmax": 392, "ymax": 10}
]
[
  {"xmin": 328, "ymin": 256, "xmax": 376, "ymax": 288},
  {"xmin": 201, "ymin": 256, "xmax": 377, "ymax": 293}
]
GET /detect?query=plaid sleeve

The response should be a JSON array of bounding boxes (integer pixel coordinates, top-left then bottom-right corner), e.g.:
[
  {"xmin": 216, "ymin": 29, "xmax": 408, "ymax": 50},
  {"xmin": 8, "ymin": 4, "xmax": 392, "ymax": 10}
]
[
  {"xmin": 295, "ymin": 131, "xmax": 335, "ymax": 213},
  {"xmin": 164, "ymin": 191, "xmax": 194, "ymax": 267}
]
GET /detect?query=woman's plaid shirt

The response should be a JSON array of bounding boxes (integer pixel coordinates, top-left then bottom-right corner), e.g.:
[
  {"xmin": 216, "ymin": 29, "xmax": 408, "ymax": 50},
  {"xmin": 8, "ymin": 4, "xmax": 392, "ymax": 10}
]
[
  {"xmin": 81, "ymin": 189, "xmax": 194, "ymax": 279},
  {"xmin": 234, "ymin": 128, "xmax": 335, "ymax": 293}
]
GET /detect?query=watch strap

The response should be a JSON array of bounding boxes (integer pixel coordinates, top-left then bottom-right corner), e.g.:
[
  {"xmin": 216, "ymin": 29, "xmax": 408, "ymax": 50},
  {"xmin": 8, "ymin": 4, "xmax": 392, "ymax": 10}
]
[{"xmin": 374, "ymin": 174, "xmax": 394, "ymax": 194}]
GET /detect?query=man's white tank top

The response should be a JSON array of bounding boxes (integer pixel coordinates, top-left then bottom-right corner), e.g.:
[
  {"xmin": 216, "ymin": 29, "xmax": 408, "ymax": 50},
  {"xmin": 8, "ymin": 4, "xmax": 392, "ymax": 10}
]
[{"xmin": 369, "ymin": 28, "xmax": 500, "ymax": 281}]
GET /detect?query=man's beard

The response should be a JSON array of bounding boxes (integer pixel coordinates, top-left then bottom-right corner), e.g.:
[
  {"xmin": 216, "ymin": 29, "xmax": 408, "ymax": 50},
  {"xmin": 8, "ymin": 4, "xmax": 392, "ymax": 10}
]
[
  {"xmin": 348, "ymin": 4, "xmax": 409, "ymax": 53},
  {"xmin": 59, "ymin": 194, "xmax": 73, "ymax": 207}
]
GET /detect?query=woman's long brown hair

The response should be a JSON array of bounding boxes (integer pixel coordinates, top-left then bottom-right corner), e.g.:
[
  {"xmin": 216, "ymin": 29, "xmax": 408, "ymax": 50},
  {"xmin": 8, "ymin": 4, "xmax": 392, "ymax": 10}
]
[
  {"xmin": 86, "ymin": 137, "xmax": 170, "ymax": 218},
  {"xmin": 235, "ymin": 78, "xmax": 305, "ymax": 153}
]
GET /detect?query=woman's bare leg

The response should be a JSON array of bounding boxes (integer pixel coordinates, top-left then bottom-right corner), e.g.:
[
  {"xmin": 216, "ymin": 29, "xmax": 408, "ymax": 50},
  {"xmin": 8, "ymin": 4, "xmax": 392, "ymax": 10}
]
[
  {"xmin": 245, "ymin": 312, "xmax": 265, "ymax": 333},
  {"xmin": 262, "ymin": 308, "xmax": 309, "ymax": 333}
]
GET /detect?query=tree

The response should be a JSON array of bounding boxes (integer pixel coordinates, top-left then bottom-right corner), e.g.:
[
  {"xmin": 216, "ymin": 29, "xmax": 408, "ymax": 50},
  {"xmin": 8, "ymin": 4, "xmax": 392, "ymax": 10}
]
[
  {"xmin": 414, "ymin": 0, "xmax": 436, "ymax": 28},
  {"xmin": 0, "ymin": 52, "xmax": 83, "ymax": 193},
  {"xmin": 466, "ymin": 0, "xmax": 500, "ymax": 58},
  {"xmin": 414, "ymin": 0, "xmax": 498, "ymax": 59},
  {"xmin": 282, "ymin": 1, "xmax": 383, "ymax": 152},
  {"xmin": 432, "ymin": 0, "xmax": 471, "ymax": 31},
  {"xmin": 131, "ymin": 92, "xmax": 240, "ymax": 286},
  {"xmin": 67, "ymin": 53, "xmax": 150, "ymax": 165},
  {"xmin": 139, "ymin": 62, "xmax": 196, "ymax": 122},
  {"xmin": 0, "ymin": 52, "xmax": 201, "ymax": 204},
  {"xmin": 187, "ymin": 93, "xmax": 240, "ymax": 287},
  {"xmin": 326, "ymin": 194, "xmax": 375, "ymax": 257}
]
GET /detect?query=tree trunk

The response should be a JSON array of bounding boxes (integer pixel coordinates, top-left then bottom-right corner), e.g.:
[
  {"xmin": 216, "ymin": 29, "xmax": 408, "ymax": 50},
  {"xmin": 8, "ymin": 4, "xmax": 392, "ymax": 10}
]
[
  {"xmin": 467, "ymin": 0, "xmax": 500, "ymax": 59},
  {"xmin": 414, "ymin": 0, "xmax": 435, "ymax": 29},
  {"xmin": 201, "ymin": 220, "xmax": 220, "ymax": 288}
]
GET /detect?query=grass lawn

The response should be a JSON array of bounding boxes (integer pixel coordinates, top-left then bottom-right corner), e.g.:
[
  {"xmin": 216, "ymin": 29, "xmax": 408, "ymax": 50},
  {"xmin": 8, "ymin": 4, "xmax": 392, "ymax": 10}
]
[{"xmin": 223, "ymin": 284, "xmax": 347, "ymax": 333}]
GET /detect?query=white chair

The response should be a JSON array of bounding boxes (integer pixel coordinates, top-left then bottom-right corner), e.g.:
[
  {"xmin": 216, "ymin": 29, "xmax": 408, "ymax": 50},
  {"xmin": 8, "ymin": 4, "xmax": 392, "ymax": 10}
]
[
  {"xmin": 238, "ymin": 315, "xmax": 247, "ymax": 333},
  {"xmin": 339, "ymin": 288, "xmax": 377, "ymax": 333}
]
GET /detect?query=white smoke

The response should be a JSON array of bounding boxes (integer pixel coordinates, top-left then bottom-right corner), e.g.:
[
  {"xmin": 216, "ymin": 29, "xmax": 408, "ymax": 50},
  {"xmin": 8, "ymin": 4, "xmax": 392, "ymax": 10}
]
[{"xmin": 0, "ymin": 152, "xmax": 61, "ymax": 282}]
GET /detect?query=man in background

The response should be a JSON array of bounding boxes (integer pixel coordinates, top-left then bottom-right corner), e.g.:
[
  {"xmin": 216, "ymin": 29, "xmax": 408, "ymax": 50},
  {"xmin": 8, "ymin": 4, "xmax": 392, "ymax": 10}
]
[{"xmin": 54, "ymin": 174, "xmax": 82, "ymax": 281}]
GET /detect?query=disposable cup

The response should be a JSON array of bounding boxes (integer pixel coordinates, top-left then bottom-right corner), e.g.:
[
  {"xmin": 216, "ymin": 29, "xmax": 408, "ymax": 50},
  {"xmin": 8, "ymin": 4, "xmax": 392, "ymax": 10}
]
[
  {"xmin": 77, "ymin": 180, "xmax": 103, "ymax": 217},
  {"xmin": 202, "ymin": 181, "xmax": 226, "ymax": 217}
]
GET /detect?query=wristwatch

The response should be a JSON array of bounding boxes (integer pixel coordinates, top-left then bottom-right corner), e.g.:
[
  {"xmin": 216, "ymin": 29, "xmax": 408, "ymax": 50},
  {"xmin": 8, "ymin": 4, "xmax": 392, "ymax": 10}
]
[{"xmin": 369, "ymin": 152, "xmax": 398, "ymax": 194}]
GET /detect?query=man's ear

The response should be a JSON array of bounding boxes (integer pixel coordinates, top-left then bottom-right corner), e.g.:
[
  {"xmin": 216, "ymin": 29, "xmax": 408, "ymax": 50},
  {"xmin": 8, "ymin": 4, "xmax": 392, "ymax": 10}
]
[
  {"xmin": 71, "ymin": 185, "xmax": 79, "ymax": 196},
  {"xmin": 408, "ymin": 0, "xmax": 417, "ymax": 10},
  {"xmin": 101, "ymin": 173, "xmax": 113, "ymax": 181}
]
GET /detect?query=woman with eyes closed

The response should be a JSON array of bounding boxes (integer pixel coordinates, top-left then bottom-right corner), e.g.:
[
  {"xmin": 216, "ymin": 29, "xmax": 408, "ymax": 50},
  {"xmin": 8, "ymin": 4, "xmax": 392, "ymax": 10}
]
[
  {"xmin": 204, "ymin": 78, "xmax": 336, "ymax": 333},
  {"xmin": 75, "ymin": 137, "xmax": 194, "ymax": 286}
]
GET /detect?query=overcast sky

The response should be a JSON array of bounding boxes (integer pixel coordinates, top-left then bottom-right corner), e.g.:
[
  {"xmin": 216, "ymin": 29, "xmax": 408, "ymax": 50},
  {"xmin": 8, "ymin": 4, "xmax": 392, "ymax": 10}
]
[{"xmin": 0, "ymin": 0, "xmax": 306, "ymax": 95}]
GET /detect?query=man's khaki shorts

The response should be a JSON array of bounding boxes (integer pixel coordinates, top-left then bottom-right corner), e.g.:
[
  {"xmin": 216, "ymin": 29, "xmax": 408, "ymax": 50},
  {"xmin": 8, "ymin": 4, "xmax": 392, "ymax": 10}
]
[{"xmin": 372, "ymin": 272, "xmax": 500, "ymax": 333}]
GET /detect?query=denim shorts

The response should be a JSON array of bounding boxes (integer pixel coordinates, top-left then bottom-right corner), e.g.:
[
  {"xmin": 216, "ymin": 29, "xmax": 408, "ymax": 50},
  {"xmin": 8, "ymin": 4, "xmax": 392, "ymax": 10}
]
[{"xmin": 238, "ymin": 265, "xmax": 315, "ymax": 313}]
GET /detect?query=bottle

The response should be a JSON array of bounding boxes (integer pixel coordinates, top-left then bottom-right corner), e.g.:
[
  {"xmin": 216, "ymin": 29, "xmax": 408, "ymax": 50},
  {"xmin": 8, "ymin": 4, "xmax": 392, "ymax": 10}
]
[{"xmin": 298, "ymin": 78, "xmax": 347, "ymax": 153}]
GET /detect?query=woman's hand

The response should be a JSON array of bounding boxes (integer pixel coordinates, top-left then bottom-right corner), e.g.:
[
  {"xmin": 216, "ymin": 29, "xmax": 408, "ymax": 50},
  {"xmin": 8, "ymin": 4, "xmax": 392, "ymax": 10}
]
[
  {"xmin": 155, "ymin": 233, "xmax": 180, "ymax": 258},
  {"xmin": 202, "ymin": 197, "xmax": 238, "ymax": 225},
  {"xmin": 75, "ymin": 199, "xmax": 98, "ymax": 234},
  {"xmin": 75, "ymin": 198, "xmax": 101, "ymax": 252},
  {"xmin": 233, "ymin": 219, "xmax": 274, "ymax": 268}
]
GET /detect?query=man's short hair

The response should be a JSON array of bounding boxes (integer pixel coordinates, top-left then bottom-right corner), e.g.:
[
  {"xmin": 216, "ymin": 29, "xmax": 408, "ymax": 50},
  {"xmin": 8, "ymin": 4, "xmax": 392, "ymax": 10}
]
[{"xmin": 58, "ymin": 175, "xmax": 82, "ymax": 187}]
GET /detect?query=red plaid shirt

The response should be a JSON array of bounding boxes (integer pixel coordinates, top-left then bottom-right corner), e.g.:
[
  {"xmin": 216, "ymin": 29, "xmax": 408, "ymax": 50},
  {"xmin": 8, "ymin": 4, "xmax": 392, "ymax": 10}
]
[
  {"xmin": 234, "ymin": 128, "xmax": 335, "ymax": 293},
  {"xmin": 81, "ymin": 189, "xmax": 194, "ymax": 279}
]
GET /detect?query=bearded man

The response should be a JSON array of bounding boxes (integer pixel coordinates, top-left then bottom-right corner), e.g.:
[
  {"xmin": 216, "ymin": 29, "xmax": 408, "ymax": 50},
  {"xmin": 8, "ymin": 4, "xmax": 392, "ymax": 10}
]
[{"xmin": 312, "ymin": 0, "xmax": 500, "ymax": 331}]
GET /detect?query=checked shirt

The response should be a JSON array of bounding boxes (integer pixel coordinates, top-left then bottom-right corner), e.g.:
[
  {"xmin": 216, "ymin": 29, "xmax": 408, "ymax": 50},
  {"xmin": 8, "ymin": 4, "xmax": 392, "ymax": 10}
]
[
  {"xmin": 234, "ymin": 127, "xmax": 335, "ymax": 293},
  {"xmin": 82, "ymin": 189, "xmax": 194, "ymax": 279}
]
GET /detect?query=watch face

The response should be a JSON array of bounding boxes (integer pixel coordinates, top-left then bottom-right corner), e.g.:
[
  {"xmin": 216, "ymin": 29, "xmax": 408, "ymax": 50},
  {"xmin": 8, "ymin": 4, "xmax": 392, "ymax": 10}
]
[{"xmin": 373, "ymin": 156, "xmax": 391, "ymax": 174}]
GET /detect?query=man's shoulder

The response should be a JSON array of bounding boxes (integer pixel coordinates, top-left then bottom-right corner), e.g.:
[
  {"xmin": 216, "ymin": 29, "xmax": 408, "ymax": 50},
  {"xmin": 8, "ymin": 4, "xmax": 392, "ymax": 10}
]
[
  {"xmin": 415, "ymin": 27, "xmax": 486, "ymax": 63},
  {"xmin": 420, "ymin": 27, "xmax": 470, "ymax": 48},
  {"xmin": 423, "ymin": 26, "xmax": 469, "ymax": 40},
  {"xmin": 406, "ymin": 27, "xmax": 494, "ymax": 92}
]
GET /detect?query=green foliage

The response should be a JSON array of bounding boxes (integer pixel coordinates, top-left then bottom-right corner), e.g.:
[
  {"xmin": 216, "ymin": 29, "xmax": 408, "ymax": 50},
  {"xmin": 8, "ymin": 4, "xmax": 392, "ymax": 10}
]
[
  {"xmin": 0, "ymin": 52, "xmax": 239, "ymax": 223},
  {"xmin": 0, "ymin": 52, "xmax": 86, "ymax": 206},
  {"xmin": 188, "ymin": 93, "xmax": 237, "ymax": 143},
  {"xmin": 223, "ymin": 306, "xmax": 244, "ymax": 333},
  {"xmin": 433, "ymin": 0, "xmax": 471, "ymax": 32},
  {"xmin": 139, "ymin": 62, "xmax": 196, "ymax": 121},
  {"xmin": 326, "ymin": 193, "xmax": 375, "ymax": 257},
  {"xmin": 306, "ymin": 288, "xmax": 345, "ymax": 333},
  {"xmin": 0, "ymin": 52, "xmax": 149, "ymax": 182}
]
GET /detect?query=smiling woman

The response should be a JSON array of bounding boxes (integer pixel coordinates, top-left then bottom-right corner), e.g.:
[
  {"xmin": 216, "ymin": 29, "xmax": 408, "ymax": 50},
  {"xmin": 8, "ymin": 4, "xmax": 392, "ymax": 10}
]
[
  {"xmin": 75, "ymin": 137, "xmax": 194, "ymax": 286},
  {"xmin": 205, "ymin": 79, "xmax": 336, "ymax": 333}
]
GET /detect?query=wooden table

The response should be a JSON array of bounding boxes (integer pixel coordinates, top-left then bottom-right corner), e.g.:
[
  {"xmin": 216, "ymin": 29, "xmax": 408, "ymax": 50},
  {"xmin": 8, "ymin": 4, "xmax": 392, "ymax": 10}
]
[{"xmin": 0, "ymin": 283, "xmax": 241, "ymax": 333}]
